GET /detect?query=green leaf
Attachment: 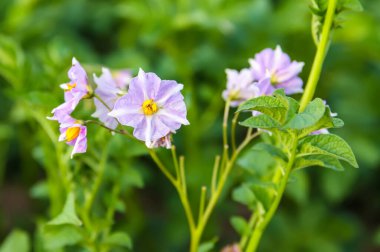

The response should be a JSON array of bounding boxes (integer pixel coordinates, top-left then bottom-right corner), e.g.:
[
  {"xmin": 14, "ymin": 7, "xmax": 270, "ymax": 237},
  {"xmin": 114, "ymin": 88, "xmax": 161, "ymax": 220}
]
[
  {"xmin": 339, "ymin": 0, "xmax": 363, "ymax": 12},
  {"xmin": 232, "ymin": 184, "xmax": 255, "ymax": 207},
  {"xmin": 0, "ymin": 230, "xmax": 30, "ymax": 252},
  {"xmin": 298, "ymin": 106, "xmax": 344, "ymax": 138},
  {"xmin": 283, "ymin": 98, "xmax": 326, "ymax": 130},
  {"xmin": 104, "ymin": 232, "xmax": 132, "ymax": 249},
  {"xmin": 43, "ymin": 225, "xmax": 83, "ymax": 250},
  {"xmin": 237, "ymin": 96, "xmax": 288, "ymax": 122},
  {"xmin": 253, "ymin": 142, "xmax": 288, "ymax": 161},
  {"xmin": 47, "ymin": 192, "xmax": 82, "ymax": 226},
  {"xmin": 240, "ymin": 114, "xmax": 281, "ymax": 129},
  {"xmin": 198, "ymin": 237, "xmax": 218, "ymax": 252},
  {"xmin": 230, "ymin": 216, "xmax": 249, "ymax": 236},
  {"xmin": 298, "ymin": 134, "xmax": 358, "ymax": 168},
  {"xmin": 294, "ymin": 154, "xmax": 344, "ymax": 171}
]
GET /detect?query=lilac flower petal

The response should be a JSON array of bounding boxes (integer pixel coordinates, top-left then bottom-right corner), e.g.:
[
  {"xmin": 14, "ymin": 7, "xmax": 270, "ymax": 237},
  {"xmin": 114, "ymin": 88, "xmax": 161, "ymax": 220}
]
[
  {"xmin": 71, "ymin": 126, "xmax": 87, "ymax": 158},
  {"xmin": 68, "ymin": 57, "xmax": 88, "ymax": 91},
  {"xmin": 276, "ymin": 77, "xmax": 303, "ymax": 94},
  {"xmin": 92, "ymin": 68, "xmax": 131, "ymax": 129},
  {"xmin": 108, "ymin": 96, "xmax": 143, "ymax": 127},
  {"xmin": 137, "ymin": 69, "xmax": 161, "ymax": 100},
  {"xmin": 155, "ymin": 80, "xmax": 184, "ymax": 105},
  {"xmin": 223, "ymin": 68, "xmax": 259, "ymax": 106},
  {"xmin": 109, "ymin": 70, "xmax": 189, "ymax": 146},
  {"xmin": 276, "ymin": 61, "xmax": 304, "ymax": 83},
  {"xmin": 248, "ymin": 46, "xmax": 304, "ymax": 95}
]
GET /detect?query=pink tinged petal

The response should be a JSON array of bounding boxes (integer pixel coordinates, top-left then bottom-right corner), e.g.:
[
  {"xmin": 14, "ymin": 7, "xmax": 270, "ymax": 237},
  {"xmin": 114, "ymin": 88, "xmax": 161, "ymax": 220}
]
[
  {"xmin": 68, "ymin": 57, "xmax": 88, "ymax": 90},
  {"xmin": 275, "ymin": 61, "xmax": 304, "ymax": 83},
  {"xmin": 114, "ymin": 70, "xmax": 132, "ymax": 89},
  {"xmin": 152, "ymin": 133, "xmax": 173, "ymax": 149}
]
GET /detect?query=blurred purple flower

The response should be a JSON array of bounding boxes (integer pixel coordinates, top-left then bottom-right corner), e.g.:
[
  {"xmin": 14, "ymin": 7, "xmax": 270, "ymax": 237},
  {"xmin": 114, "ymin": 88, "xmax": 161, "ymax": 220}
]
[
  {"xmin": 249, "ymin": 45, "xmax": 304, "ymax": 95},
  {"xmin": 58, "ymin": 116, "xmax": 87, "ymax": 158},
  {"xmin": 92, "ymin": 68, "xmax": 132, "ymax": 129},
  {"xmin": 152, "ymin": 133, "xmax": 173, "ymax": 149},
  {"xmin": 48, "ymin": 58, "xmax": 90, "ymax": 123},
  {"xmin": 108, "ymin": 69, "xmax": 189, "ymax": 147},
  {"xmin": 222, "ymin": 68, "xmax": 259, "ymax": 107}
]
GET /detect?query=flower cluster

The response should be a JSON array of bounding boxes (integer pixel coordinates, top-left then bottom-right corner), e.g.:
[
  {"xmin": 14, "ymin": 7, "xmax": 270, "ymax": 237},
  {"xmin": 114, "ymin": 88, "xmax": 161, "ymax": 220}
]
[
  {"xmin": 48, "ymin": 58, "xmax": 189, "ymax": 158},
  {"xmin": 222, "ymin": 45, "xmax": 304, "ymax": 105}
]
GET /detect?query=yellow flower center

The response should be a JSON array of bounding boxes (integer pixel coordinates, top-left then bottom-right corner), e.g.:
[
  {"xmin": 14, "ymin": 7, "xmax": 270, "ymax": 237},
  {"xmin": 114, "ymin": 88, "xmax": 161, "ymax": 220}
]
[
  {"xmin": 270, "ymin": 75, "xmax": 279, "ymax": 85},
  {"xmin": 66, "ymin": 127, "xmax": 80, "ymax": 142},
  {"xmin": 65, "ymin": 83, "xmax": 77, "ymax": 92},
  {"xmin": 142, "ymin": 99, "xmax": 158, "ymax": 115}
]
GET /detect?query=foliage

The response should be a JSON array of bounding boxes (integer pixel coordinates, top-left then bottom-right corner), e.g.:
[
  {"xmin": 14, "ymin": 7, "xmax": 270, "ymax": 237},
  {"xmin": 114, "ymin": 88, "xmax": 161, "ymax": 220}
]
[{"xmin": 0, "ymin": 0, "xmax": 379, "ymax": 251}]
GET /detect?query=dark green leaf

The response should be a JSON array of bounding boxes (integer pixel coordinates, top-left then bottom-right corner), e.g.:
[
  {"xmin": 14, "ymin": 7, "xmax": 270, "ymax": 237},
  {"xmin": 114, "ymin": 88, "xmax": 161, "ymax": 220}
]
[
  {"xmin": 298, "ymin": 134, "xmax": 358, "ymax": 168},
  {"xmin": 294, "ymin": 154, "xmax": 344, "ymax": 171},
  {"xmin": 240, "ymin": 114, "xmax": 281, "ymax": 129}
]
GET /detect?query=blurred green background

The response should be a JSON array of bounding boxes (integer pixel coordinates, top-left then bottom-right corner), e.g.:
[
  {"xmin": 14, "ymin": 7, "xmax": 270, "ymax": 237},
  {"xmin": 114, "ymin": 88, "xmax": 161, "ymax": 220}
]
[{"xmin": 0, "ymin": 0, "xmax": 379, "ymax": 251}]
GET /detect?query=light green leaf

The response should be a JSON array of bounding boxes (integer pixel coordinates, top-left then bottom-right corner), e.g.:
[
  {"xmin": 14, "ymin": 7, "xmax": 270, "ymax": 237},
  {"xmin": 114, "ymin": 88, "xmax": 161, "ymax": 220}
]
[
  {"xmin": 339, "ymin": 0, "xmax": 363, "ymax": 12},
  {"xmin": 43, "ymin": 225, "xmax": 83, "ymax": 250},
  {"xmin": 283, "ymin": 98, "xmax": 326, "ymax": 130},
  {"xmin": 198, "ymin": 237, "xmax": 218, "ymax": 252},
  {"xmin": 240, "ymin": 114, "xmax": 281, "ymax": 129},
  {"xmin": 298, "ymin": 107, "xmax": 344, "ymax": 138},
  {"xmin": 0, "ymin": 230, "xmax": 30, "ymax": 252},
  {"xmin": 47, "ymin": 192, "xmax": 82, "ymax": 226},
  {"xmin": 294, "ymin": 154, "xmax": 344, "ymax": 171},
  {"xmin": 230, "ymin": 216, "xmax": 249, "ymax": 236},
  {"xmin": 298, "ymin": 134, "xmax": 358, "ymax": 168},
  {"xmin": 104, "ymin": 232, "xmax": 132, "ymax": 249},
  {"xmin": 232, "ymin": 184, "xmax": 255, "ymax": 207}
]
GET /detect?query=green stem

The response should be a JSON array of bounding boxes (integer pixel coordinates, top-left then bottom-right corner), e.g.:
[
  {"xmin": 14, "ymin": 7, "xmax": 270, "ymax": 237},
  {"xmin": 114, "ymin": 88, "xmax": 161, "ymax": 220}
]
[
  {"xmin": 223, "ymin": 100, "xmax": 231, "ymax": 160},
  {"xmin": 299, "ymin": 0, "xmax": 337, "ymax": 112},
  {"xmin": 94, "ymin": 93, "xmax": 111, "ymax": 111},
  {"xmin": 231, "ymin": 112, "xmax": 240, "ymax": 152},
  {"xmin": 244, "ymin": 139, "xmax": 298, "ymax": 252},
  {"xmin": 192, "ymin": 131, "xmax": 261, "ymax": 251}
]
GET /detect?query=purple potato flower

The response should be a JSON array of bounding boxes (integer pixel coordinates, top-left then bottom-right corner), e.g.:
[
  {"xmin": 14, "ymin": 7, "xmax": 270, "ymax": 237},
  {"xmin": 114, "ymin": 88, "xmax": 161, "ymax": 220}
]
[
  {"xmin": 249, "ymin": 45, "xmax": 304, "ymax": 95},
  {"xmin": 222, "ymin": 68, "xmax": 260, "ymax": 107},
  {"xmin": 108, "ymin": 69, "xmax": 189, "ymax": 147},
  {"xmin": 48, "ymin": 58, "xmax": 90, "ymax": 123},
  {"xmin": 58, "ymin": 116, "xmax": 87, "ymax": 158},
  {"xmin": 92, "ymin": 68, "xmax": 132, "ymax": 129}
]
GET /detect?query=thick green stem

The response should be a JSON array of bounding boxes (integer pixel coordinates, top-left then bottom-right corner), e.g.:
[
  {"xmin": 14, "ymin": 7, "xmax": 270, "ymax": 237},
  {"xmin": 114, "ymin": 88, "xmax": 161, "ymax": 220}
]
[
  {"xmin": 245, "ymin": 139, "xmax": 298, "ymax": 252},
  {"xmin": 299, "ymin": 0, "xmax": 337, "ymax": 112}
]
